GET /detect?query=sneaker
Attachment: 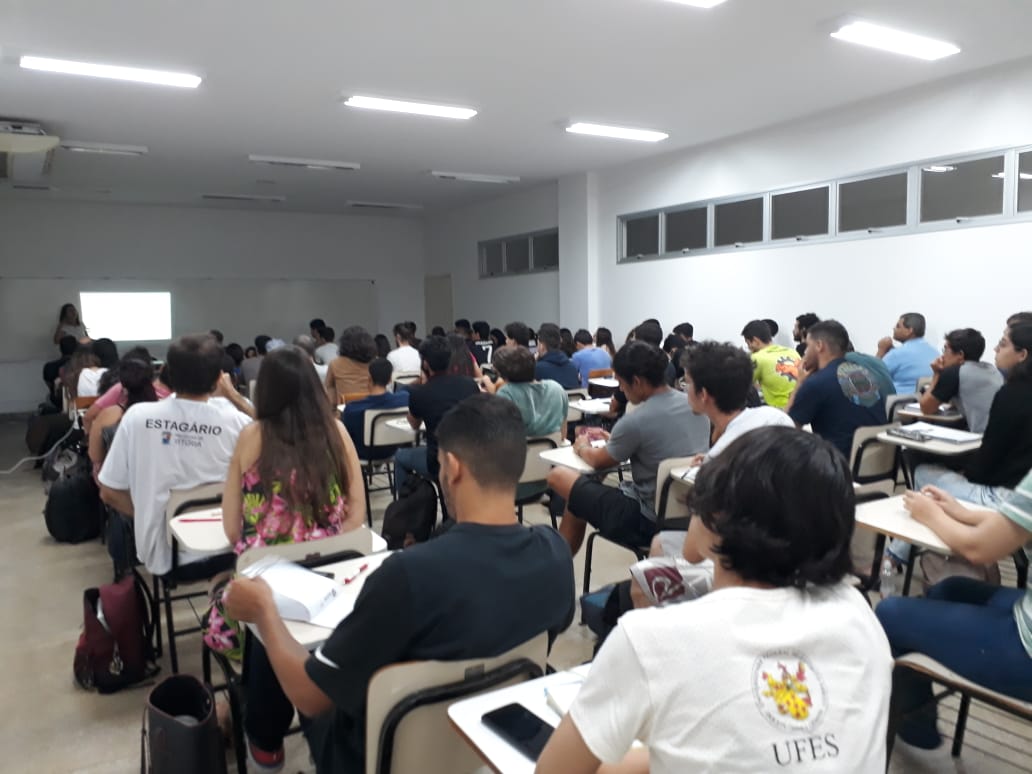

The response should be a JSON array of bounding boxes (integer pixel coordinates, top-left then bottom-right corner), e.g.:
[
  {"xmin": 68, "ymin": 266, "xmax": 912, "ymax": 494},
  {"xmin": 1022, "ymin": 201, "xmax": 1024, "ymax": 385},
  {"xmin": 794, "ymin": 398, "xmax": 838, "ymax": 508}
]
[{"xmin": 246, "ymin": 739, "xmax": 285, "ymax": 774}]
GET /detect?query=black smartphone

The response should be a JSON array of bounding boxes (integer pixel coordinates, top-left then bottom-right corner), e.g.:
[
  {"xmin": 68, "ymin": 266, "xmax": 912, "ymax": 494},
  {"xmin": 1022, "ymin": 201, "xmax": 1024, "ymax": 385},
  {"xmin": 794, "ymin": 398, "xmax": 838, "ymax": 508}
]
[{"xmin": 481, "ymin": 703, "xmax": 555, "ymax": 761}]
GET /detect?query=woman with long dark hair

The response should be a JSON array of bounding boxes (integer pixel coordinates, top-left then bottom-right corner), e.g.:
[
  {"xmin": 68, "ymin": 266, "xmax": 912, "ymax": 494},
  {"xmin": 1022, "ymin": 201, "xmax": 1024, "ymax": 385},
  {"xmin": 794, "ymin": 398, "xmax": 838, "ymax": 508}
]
[
  {"xmin": 595, "ymin": 326, "xmax": 616, "ymax": 359},
  {"xmin": 206, "ymin": 346, "xmax": 364, "ymax": 768},
  {"xmin": 88, "ymin": 354, "xmax": 158, "ymax": 478},
  {"xmin": 53, "ymin": 302, "xmax": 87, "ymax": 345}
]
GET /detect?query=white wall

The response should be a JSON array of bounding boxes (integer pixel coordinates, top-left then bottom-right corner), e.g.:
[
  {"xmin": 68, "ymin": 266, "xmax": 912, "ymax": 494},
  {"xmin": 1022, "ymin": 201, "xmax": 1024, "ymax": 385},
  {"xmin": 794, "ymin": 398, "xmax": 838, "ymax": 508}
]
[
  {"xmin": 590, "ymin": 57, "xmax": 1032, "ymax": 349},
  {"xmin": 0, "ymin": 200, "xmax": 425, "ymax": 412},
  {"xmin": 425, "ymin": 183, "xmax": 560, "ymax": 328}
]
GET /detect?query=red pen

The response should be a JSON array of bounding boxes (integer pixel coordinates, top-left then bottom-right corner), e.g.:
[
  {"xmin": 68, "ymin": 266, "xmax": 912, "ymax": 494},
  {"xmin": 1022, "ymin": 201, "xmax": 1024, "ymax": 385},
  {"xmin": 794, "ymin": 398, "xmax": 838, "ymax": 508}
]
[
  {"xmin": 178, "ymin": 517, "xmax": 223, "ymax": 523},
  {"xmin": 342, "ymin": 564, "xmax": 370, "ymax": 585}
]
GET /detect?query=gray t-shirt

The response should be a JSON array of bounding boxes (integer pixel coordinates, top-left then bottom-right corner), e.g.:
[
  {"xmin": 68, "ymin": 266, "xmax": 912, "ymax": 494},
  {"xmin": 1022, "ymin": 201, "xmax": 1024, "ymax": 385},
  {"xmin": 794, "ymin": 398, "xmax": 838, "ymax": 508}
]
[
  {"xmin": 931, "ymin": 361, "xmax": 1003, "ymax": 434},
  {"xmin": 606, "ymin": 388, "xmax": 710, "ymax": 520}
]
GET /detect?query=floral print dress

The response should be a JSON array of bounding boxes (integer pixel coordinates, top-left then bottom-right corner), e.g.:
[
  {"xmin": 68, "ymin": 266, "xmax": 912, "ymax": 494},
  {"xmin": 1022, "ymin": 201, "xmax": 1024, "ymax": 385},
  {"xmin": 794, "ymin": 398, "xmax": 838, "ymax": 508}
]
[{"xmin": 202, "ymin": 465, "xmax": 350, "ymax": 658}]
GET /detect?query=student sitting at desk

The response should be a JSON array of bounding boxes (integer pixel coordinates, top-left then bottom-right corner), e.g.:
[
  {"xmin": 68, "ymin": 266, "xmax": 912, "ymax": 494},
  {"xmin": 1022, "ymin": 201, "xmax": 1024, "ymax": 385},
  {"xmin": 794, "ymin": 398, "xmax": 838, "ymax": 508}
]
[
  {"xmin": 546, "ymin": 341, "xmax": 709, "ymax": 557},
  {"xmin": 536, "ymin": 427, "xmax": 892, "ymax": 774},
  {"xmin": 741, "ymin": 318, "xmax": 801, "ymax": 409},
  {"xmin": 877, "ymin": 312, "xmax": 939, "ymax": 395},
  {"xmin": 876, "ymin": 471, "xmax": 1032, "ymax": 758},
  {"xmin": 919, "ymin": 327, "xmax": 1002, "ymax": 433},
  {"xmin": 341, "ymin": 358, "xmax": 409, "ymax": 461},
  {"xmin": 535, "ymin": 323, "xmax": 581, "ymax": 389},
  {"xmin": 571, "ymin": 329, "xmax": 612, "ymax": 388},
  {"xmin": 224, "ymin": 394, "xmax": 575, "ymax": 774}
]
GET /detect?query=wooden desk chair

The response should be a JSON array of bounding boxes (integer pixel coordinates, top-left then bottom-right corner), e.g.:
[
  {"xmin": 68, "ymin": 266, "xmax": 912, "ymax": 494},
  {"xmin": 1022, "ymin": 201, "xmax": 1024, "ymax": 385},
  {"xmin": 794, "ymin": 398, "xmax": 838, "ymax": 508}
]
[
  {"xmin": 581, "ymin": 456, "xmax": 695, "ymax": 596},
  {"xmin": 205, "ymin": 529, "xmax": 378, "ymax": 774},
  {"xmin": 359, "ymin": 407, "xmax": 416, "ymax": 526},
  {"xmin": 516, "ymin": 435, "xmax": 561, "ymax": 525},
  {"xmin": 365, "ymin": 632, "xmax": 547, "ymax": 774},
  {"xmin": 887, "ymin": 653, "xmax": 1032, "ymax": 761},
  {"xmin": 343, "ymin": 391, "xmax": 371, "ymax": 405},
  {"xmin": 587, "ymin": 368, "xmax": 614, "ymax": 379},
  {"xmin": 848, "ymin": 423, "xmax": 901, "ymax": 591},
  {"xmin": 74, "ymin": 395, "xmax": 98, "ymax": 410},
  {"xmin": 157, "ymin": 482, "xmax": 226, "ymax": 674}
]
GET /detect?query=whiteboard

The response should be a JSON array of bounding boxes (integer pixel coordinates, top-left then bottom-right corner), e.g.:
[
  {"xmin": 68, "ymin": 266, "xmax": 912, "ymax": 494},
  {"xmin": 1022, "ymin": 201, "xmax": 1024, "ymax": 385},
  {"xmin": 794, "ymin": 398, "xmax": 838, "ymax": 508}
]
[{"xmin": 0, "ymin": 277, "xmax": 379, "ymax": 361}]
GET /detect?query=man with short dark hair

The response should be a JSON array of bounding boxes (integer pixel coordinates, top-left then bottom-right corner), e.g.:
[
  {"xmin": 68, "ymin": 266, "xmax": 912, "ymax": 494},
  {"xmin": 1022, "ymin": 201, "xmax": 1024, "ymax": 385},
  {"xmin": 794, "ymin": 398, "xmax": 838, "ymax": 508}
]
[
  {"xmin": 741, "ymin": 319, "xmax": 800, "ymax": 409},
  {"xmin": 99, "ymin": 333, "xmax": 252, "ymax": 577},
  {"xmin": 470, "ymin": 320, "xmax": 492, "ymax": 364},
  {"xmin": 504, "ymin": 321, "xmax": 531, "ymax": 348},
  {"xmin": 535, "ymin": 323, "xmax": 580, "ymax": 389},
  {"xmin": 453, "ymin": 318, "xmax": 472, "ymax": 338},
  {"xmin": 241, "ymin": 334, "xmax": 272, "ymax": 384},
  {"xmin": 793, "ymin": 313, "xmax": 820, "ymax": 357},
  {"xmin": 669, "ymin": 322, "xmax": 695, "ymax": 382},
  {"xmin": 570, "ymin": 328, "xmax": 612, "ymax": 388},
  {"xmin": 547, "ymin": 341, "xmax": 709, "ymax": 556},
  {"xmin": 314, "ymin": 326, "xmax": 338, "ymax": 367},
  {"xmin": 224, "ymin": 393, "xmax": 575, "ymax": 774},
  {"xmin": 309, "ymin": 318, "xmax": 326, "ymax": 339},
  {"xmin": 634, "ymin": 321, "xmax": 677, "ymax": 386},
  {"xmin": 789, "ymin": 320, "xmax": 887, "ymax": 458},
  {"xmin": 877, "ymin": 312, "xmax": 938, "ymax": 394},
  {"xmin": 393, "ymin": 335, "xmax": 478, "ymax": 495},
  {"xmin": 386, "ymin": 322, "xmax": 419, "ymax": 373},
  {"xmin": 919, "ymin": 328, "xmax": 1003, "ymax": 433},
  {"xmin": 342, "ymin": 358, "xmax": 409, "ymax": 460}
]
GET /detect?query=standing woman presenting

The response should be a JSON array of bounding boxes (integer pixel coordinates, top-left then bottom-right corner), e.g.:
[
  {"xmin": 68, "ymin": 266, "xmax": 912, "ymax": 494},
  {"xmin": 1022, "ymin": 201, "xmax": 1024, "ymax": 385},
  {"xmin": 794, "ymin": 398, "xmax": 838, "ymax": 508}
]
[{"xmin": 54, "ymin": 303, "xmax": 88, "ymax": 345}]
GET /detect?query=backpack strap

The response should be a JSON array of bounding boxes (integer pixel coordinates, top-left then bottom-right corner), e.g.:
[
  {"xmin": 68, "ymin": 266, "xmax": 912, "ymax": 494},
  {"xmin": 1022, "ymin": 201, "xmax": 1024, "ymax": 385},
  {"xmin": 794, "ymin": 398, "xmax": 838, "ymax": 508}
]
[{"xmin": 131, "ymin": 567, "xmax": 161, "ymax": 674}]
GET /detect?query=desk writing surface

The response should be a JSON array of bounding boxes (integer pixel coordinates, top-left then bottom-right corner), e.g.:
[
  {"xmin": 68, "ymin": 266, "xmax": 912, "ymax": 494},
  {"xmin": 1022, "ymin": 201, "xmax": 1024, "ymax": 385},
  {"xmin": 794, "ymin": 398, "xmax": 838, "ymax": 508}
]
[
  {"xmin": 569, "ymin": 398, "xmax": 613, "ymax": 415},
  {"xmin": 876, "ymin": 430, "xmax": 981, "ymax": 457},
  {"xmin": 539, "ymin": 445, "xmax": 600, "ymax": 475},
  {"xmin": 669, "ymin": 466, "xmax": 698, "ymax": 488},
  {"xmin": 854, "ymin": 496, "xmax": 952, "ymax": 553},
  {"xmin": 172, "ymin": 515, "xmax": 387, "ymax": 557},
  {"xmin": 588, "ymin": 377, "xmax": 619, "ymax": 389}
]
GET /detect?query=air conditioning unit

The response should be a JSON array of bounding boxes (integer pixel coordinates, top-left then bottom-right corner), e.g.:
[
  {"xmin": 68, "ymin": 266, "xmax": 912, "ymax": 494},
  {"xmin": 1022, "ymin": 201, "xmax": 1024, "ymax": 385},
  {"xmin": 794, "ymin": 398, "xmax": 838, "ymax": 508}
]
[{"xmin": 0, "ymin": 120, "xmax": 59, "ymax": 180}]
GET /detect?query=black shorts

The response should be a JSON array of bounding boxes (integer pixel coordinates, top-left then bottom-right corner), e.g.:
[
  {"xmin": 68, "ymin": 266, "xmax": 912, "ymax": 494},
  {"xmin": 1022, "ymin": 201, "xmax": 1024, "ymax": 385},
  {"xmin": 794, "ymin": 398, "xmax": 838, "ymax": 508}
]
[{"xmin": 567, "ymin": 478, "xmax": 657, "ymax": 547}]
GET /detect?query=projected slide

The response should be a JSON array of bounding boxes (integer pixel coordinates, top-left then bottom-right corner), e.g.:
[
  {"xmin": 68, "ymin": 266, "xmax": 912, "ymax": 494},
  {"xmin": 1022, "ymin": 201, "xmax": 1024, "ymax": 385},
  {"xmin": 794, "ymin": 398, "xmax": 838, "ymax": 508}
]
[{"xmin": 79, "ymin": 292, "xmax": 172, "ymax": 341}]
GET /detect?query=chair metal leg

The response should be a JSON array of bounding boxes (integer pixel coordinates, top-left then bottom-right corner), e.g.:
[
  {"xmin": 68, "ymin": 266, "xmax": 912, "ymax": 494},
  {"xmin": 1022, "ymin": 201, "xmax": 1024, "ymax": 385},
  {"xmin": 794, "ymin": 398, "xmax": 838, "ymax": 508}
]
[
  {"xmin": 364, "ymin": 464, "xmax": 373, "ymax": 527},
  {"xmin": 163, "ymin": 579, "xmax": 179, "ymax": 674},
  {"xmin": 516, "ymin": 504, "xmax": 523, "ymax": 524},
  {"xmin": 582, "ymin": 533, "xmax": 598, "ymax": 596},
  {"xmin": 951, "ymin": 693, "xmax": 972, "ymax": 758},
  {"xmin": 902, "ymin": 550, "xmax": 919, "ymax": 596},
  {"xmin": 152, "ymin": 575, "xmax": 163, "ymax": 659}
]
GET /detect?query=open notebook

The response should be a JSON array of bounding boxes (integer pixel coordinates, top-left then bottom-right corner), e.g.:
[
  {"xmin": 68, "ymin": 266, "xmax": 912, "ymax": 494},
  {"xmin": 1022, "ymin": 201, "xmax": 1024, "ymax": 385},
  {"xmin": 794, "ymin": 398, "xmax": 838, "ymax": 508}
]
[
  {"xmin": 900, "ymin": 421, "xmax": 981, "ymax": 444},
  {"xmin": 239, "ymin": 552, "xmax": 391, "ymax": 629}
]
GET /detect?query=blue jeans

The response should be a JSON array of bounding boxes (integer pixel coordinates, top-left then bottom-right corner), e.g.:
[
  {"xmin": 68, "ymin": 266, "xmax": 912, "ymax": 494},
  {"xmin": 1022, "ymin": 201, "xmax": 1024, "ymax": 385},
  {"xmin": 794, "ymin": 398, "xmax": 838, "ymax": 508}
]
[
  {"xmin": 876, "ymin": 577, "xmax": 1032, "ymax": 748},
  {"xmin": 393, "ymin": 446, "xmax": 429, "ymax": 496},
  {"xmin": 887, "ymin": 465, "xmax": 1012, "ymax": 562}
]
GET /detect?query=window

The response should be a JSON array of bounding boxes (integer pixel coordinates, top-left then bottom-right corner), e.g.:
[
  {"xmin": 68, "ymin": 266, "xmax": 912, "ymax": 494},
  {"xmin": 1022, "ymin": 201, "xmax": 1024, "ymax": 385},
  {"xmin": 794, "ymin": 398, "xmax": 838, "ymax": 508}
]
[
  {"xmin": 479, "ymin": 229, "xmax": 559, "ymax": 278},
  {"xmin": 715, "ymin": 197, "xmax": 763, "ymax": 246},
  {"xmin": 665, "ymin": 206, "xmax": 707, "ymax": 252},
  {"xmin": 624, "ymin": 214, "xmax": 659, "ymax": 258},
  {"xmin": 79, "ymin": 292, "xmax": 172, "ymax": 341},
  {"xmin": 921, "ymin": 155, "xmax": 1005, "ymax": 222},
  {"xmin": 839, "ymin": 173, "xmax": 907, "ymax": 232},
  {"xmin": 505, "ymin": 237, "xmax": 530, "ymax": 273},
  {"xmin": 1019, "ymin": 150, "xmax": 1032, "ymax": 213},
  {"xmin": 771, "ymin": 186, "xmax": 829, "ymax": 240},
  {"xmin": 532, "ymin": 231, "xmax": 559, "ymax": 268}
]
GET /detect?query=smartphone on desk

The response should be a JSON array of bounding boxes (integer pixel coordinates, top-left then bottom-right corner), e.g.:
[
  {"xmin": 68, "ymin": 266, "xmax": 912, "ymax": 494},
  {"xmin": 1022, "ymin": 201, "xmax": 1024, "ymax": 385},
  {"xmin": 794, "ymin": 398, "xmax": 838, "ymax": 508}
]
[{"xmin": 482, "ymin": 703, "xmax": 555, "ymax": 761}]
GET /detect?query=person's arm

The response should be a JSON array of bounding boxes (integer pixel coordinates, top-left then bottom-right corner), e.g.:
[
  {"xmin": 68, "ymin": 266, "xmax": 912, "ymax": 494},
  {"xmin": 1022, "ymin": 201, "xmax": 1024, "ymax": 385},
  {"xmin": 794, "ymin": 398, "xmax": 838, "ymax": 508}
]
[
  {"xmin": 100, "ymin": 485, "xmax": 135, "ymax": 517},
  {"xmin": 876, "ymin": 337, "xmax": 894, "ymax": 358},
  {"xmin": 214, "ymin": 373, "xmax": 255, "ymax": 418},
  {"xmin": 98, "ymin": 419, "xmax": 134, "ymax": 516},
  {"xmin": 82, "ymin": 384, "xmax": 119, "ymax": 432},
  {"xmin": 336, "ymin": 423, "xmax": 367, "ymax": 531},
  {"xmin": 88, "ymin": 406, "xmax": 120, "ymax": 471},
  {"xmin": 784, "ymin": 364, "xmax": 810, "ymax": 414},
  {"xmin": 536, "ymin": 721, "xmax": 649, "ymax": 774},
  {"xmin": 480, "ymin": 375, "xmax": 503, "ymax": 394},
  {"xmin": 903, "ymin": 487, "xmax": 1030, "ymax": 565},
  {"xmin": 221, "ymin": 429, "xmax": 249, "ymax": 545},
  {"xmin": 223, "ymin": 577, "xmax": 334, "ymax": 717},
  {"xmin": 919, "ymin": 360, "xmax": 954, "ymax": 415},
  {"xmin": 573, "ymin": 430, "xmax": 618, "ymax": 470}
]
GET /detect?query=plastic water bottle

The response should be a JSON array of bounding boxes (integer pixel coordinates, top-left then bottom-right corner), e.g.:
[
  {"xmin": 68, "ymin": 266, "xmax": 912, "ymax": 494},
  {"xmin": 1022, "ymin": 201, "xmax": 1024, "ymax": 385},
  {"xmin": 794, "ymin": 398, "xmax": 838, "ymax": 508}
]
[{"xmin": 879, "ymin": 558, "xmax": 899, "ymax": 599}]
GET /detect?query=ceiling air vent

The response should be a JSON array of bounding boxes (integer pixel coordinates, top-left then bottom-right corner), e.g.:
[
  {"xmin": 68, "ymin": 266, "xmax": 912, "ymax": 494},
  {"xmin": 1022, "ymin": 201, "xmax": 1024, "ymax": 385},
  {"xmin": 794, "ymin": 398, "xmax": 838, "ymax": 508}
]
[
  {"xmin": 201, "ymin": 193, "xmax": 285, "ymax": 203},
  {"xmin": 0, "ymin": 120, "xmax": 59, "ymax": 180},
  {"xmin": 346, "ymin": 200, "xmax": 422, "ymax": 211}
]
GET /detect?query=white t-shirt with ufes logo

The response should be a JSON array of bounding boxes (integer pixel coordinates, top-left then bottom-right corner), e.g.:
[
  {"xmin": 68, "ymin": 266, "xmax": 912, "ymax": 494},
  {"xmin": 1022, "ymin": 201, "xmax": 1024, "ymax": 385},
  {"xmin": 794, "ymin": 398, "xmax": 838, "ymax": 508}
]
[
  {"xmin": 570, "ymin": 582, "xmax": 891, "ymax": 773},
  {"xmin": 99, "ymin": 397, "xmax": 251, "ymax": 576}
]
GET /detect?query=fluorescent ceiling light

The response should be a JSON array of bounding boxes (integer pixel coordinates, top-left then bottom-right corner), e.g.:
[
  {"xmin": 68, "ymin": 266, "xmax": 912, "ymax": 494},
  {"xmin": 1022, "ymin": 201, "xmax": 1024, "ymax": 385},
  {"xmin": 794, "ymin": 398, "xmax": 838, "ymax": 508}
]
[
  {"xmin": 20, "ymin": 55, "xmax": 201, "ymax": 88},
  {"xmin": 923, "ymin": 165, "xmax": 956, "ymax": 173},
  {"xmin": 664, "ymin": 0, "xmax": 727, "ymax": 7},
  {"xmin": 993, "ymin": 171, "xmax": 1032, "ymax": 181},
  {"xmin": 61, "ymin": 141, "xmax": 148, "ymax": 156},
  {"xmin": 566, "ymin": 122, "xmax": 668, "ymax": 142},
  {"xmin": 343, "ymin": 95, "xmax": 476, "ymax": 120},
  {"xmin": 830, "ymin": 21, "xmax": 960, "ymax": 61},
  {"xmin": 248, "ymin": 154, "xmax": 360, "ymax": 171},
  {"xmin": 430, "ymin": 170, "xmax": 520, "ymax": 184}
]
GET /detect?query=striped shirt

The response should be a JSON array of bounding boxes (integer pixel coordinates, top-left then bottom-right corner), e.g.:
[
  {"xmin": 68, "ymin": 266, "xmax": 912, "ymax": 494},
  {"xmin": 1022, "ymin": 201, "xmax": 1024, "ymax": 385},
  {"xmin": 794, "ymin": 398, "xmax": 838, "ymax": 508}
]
[{"xmin": 1001, "ymin": 470, "xmax": 1032, "ymax": 658}]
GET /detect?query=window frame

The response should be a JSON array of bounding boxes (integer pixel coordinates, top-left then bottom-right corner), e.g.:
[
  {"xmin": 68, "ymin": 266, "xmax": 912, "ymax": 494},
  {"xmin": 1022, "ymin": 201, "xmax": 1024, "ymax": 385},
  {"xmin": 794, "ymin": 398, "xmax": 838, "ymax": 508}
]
[{"xmin": 478, "ymin": 227, "xmax": 559, "ymax": 279}]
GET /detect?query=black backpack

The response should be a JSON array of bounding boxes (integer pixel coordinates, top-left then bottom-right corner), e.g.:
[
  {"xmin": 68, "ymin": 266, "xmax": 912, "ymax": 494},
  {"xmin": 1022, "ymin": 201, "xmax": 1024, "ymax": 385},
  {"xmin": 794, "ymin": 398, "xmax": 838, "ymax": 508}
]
[
  {"xmin": 44, "ymin": 450, "xmax": 103, "ymax": 543},
  {"xmin": 381, "ymin": 474, "xmax": 439, "ymax": 550}
]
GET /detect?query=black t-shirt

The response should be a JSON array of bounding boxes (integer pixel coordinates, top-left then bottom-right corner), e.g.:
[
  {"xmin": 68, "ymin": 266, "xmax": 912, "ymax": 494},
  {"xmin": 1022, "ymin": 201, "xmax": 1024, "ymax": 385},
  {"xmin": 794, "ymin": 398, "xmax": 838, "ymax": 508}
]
[
  {"xmin": 407, "ymin": 374, "xmax": 479, "ymax": 476},
  {"xmin": 964, "ymin": 381, "xmax": 1032, "ymax": 487},
  {"xmin": 304, "ymin": 522, "xmax": 575, "ymax": 773}
]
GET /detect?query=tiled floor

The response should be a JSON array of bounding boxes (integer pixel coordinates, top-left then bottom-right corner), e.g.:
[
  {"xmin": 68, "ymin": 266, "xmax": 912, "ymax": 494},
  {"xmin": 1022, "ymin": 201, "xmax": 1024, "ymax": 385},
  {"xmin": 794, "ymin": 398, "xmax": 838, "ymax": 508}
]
[{"xmin": 0, "ymin": 416, "xmax": 1027, "ymax": 772}]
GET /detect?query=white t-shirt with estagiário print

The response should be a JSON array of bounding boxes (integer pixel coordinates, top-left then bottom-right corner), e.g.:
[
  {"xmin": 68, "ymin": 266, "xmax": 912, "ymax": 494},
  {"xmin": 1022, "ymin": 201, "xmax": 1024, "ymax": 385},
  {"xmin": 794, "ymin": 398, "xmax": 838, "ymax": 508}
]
[
  {"xmin": 568, "ymin": 581, "xmax": 891, "ymax": 774},
  {"xmin": 99, "ymin": 396, "xmax": 251, "ymax": 576}
]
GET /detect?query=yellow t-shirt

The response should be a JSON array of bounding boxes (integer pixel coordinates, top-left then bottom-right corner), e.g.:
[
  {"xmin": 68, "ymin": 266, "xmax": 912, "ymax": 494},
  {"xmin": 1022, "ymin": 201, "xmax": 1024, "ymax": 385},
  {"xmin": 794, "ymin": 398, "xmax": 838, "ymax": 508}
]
[{"xmin": 751, "ymin": 344, "xmax": 800, "ymax": 408}]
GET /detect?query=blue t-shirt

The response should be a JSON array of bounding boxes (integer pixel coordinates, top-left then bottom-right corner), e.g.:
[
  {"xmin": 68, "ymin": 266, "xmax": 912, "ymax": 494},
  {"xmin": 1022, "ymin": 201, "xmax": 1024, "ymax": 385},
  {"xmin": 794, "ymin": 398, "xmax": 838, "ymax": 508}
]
[
  {"xmin": 789, "ymin": 358, "xmax": 887, "ymax": 459},
  {"xmin": 535, "ymin": 350, "xmax": 581, "ymax": 389},
  {"xmin": 341, "ymin": 391, "xmax": 409, "ymax": 460},
  {"xmin": 570, "ymin": 347, "xmax": 613, "ymax": 388},
  {"xmin": 882, "ymin": 338, "xmax": 938, "ymax": 394}
]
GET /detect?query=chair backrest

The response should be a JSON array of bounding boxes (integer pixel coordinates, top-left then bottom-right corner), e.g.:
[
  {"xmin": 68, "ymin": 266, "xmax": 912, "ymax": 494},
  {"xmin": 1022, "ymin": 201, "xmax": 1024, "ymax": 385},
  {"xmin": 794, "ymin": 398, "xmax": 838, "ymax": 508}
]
[
  {"xmin": 164, "ymin": 481, "xmax": 224, "ymax": 545},
  {"xmin": 236, "ymin": 526, "xmax": 378, "ymax": 574},
  {"xmin": 365, "ymin": 407, "xmax": 416, "ymax": 449},
  {"xmin": 519, "ymin": 435, "xmax": 561, "ymax": 485},
  {"xmin": 365, "ymin": 632, "xmax": 548, "ymax": 774},
  {"xmin": 848, "ymin": 424, "xmax": 899, "ymax": 484},
  {"xmin": 655, "ymin": 456, "xmax": 698, "ymax": 525},
  {"xmin": 916, "ymin": 376, "xmax": 932, "ymax": 394},
  {"xmin": 393, "ymin": 372, "xmax": 421, "ymax": 389},
  {"xmin": 565, "ymin": 389, "xmax": 589, "ymax": 424},
  {"xmin": 885, "ymin": 393, "xmax": 916, "ymax": 422},
  {"xmin": 75, "ymin": 395, "xmax": 98, "ymax": 410},
  {"xmin": 344, "ymin": 391, "xmax": 371, "ymax": 405},
  {"xmin": 588, "ymin": 368, "xmax": 613, "ymax": 379},
  {"xmin": 247, "ymin": 379, "xmax": 257, "ymax": 403}
]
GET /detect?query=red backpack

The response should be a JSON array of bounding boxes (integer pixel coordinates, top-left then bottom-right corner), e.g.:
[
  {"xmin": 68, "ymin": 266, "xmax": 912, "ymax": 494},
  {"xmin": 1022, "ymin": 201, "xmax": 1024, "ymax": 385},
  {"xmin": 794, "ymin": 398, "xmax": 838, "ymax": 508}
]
[{"xmin": 74, "ymin": 569, "xmax": 160, "ymax": 693}]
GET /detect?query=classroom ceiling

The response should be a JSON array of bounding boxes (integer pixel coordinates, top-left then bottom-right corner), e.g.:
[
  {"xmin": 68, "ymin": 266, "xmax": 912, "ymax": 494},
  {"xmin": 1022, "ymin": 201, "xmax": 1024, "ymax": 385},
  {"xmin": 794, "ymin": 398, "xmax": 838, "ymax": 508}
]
[{"xmin": 2, "ymin": 0, "xmax": 1032, "ymax": 216}]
